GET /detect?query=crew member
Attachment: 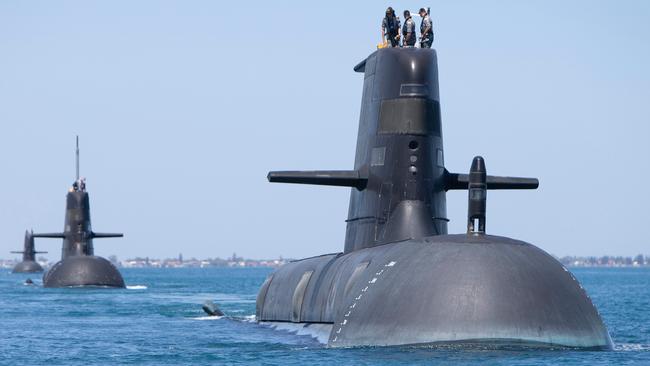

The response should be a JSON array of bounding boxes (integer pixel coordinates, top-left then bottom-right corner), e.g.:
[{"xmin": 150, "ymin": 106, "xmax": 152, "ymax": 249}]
[
  {"xmin": 381, "ymin": 7, "xmax": 401, "ymax": 47},
  {"xmin": 402, "ymin": 10, "xmax": 416, "ymax": 47},
  {"xmin": 419, "ymin": 8, "xmax": 434, "ymax": 48}
]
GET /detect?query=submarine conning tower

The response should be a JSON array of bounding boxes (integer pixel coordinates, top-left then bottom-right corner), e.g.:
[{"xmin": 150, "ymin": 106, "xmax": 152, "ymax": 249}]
[
  {"xmin": 59, "ymin": 190, "xmax": 94, "ymax": 258},
  {"xmin": 13, "ymin": 230, "xmax": 43, "ymax": 262},
  {"xmin": 344, "ymin": 49, "xmax": 444, "ymax": 252},
  {"xmin": 268, "ymin": 48, "xmax": 537, "ymax": 253}
]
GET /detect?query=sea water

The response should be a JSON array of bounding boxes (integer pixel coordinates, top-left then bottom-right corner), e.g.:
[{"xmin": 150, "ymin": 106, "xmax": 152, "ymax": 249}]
[{"xmin": 1, "ymin": 267, "xmax": 648, "ymax": 365}]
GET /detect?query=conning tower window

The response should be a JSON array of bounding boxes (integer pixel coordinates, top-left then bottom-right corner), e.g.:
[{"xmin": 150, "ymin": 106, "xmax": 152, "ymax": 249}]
[{"xmin": 400, "ymin": 84, "xmax": 428, "ymax": 97}]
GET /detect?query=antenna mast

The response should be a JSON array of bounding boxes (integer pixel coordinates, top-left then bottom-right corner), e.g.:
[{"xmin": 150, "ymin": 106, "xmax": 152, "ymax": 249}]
[{"xmin": 76, "ymin": 136, "xmax": 80, "ymax": 181}]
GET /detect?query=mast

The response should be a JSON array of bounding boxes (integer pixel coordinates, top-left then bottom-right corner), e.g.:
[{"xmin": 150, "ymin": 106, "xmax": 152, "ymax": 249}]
[{"xmin": 75, "ymin": 135, "xmax": 80, "ymax": 181}]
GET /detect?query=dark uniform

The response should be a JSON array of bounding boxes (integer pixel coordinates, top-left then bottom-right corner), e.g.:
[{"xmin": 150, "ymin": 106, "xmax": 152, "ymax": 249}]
[
  {"xmin": 420, "ymin": 14, "xmax": 434, "ymax": 48},
  {"xmin": 382, "ymin": 15, "xmax": 401, "ymax": 47},
  {"xmin": 402, "ymin": 16, "xmax": 416, "ymax": 47}
]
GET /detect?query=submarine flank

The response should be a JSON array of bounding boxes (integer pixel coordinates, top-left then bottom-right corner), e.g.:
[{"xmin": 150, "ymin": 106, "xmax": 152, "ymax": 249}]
[{"xmin": 257, "ymin": 48, "xmax": 612, "ymax": 349}]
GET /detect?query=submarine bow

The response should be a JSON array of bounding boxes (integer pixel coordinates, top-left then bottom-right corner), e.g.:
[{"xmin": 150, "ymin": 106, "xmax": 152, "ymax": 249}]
[{"xmin": 258, "ymin": 48, "xmax": 612, "ymax": 349}]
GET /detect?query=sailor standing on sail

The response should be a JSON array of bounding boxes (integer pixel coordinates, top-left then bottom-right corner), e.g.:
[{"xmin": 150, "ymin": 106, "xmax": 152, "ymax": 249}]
[
  {"xmin": 419, "ymin": 8, "xmax": 434, "ymax": 48},
  {"xmin": 402, "ymin": 10, "xmax": 416, "ymax": 48},
  {"xmin": 381, "ymin": 7, "xmax": 401, "ymax": 47}
]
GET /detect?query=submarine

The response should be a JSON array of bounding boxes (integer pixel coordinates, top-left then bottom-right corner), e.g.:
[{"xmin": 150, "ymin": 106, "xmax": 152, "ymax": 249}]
[
  {"xmin": 36, "ymin": 137, "xmax": 125, "ymax": 288},
  {"xmin": 256, "ymin": 48, "xmax": 612, "ymax": 349},
  {"xmin": 10, "ymin": 230, "xmax": 47, "ymax": 273}
]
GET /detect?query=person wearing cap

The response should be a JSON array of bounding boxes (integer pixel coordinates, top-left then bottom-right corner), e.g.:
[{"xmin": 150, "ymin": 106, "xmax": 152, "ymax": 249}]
[
  {"xmin": 381, "ymin": 7, "xmax": 401, "ymax": 47},
  {"xmin": 419, "ymin": 8, "xmax": 434, "ymax": 48},
  {"xmin": 402, "ymin": 10, "xmax": 416, "ymax": 47}
]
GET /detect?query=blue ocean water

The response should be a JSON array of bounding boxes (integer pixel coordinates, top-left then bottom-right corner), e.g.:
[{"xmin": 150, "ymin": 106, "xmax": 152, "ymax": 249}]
[{"xmin": 1, "ymin": 267, "xmax": 648, "ymax": 365}]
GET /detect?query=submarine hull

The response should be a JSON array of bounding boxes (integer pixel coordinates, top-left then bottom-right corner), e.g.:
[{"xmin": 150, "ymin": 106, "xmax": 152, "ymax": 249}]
[
  {"xmin": 12, "ymin": 261, "xmax": 44, "ymax": 273},
  {"xmin": 257, "ymin": 234, "xmax": 612, "ymax": 349},
  {"xmin": 43, "ymin": 255, "xmax": 125, "ymax": 288}
]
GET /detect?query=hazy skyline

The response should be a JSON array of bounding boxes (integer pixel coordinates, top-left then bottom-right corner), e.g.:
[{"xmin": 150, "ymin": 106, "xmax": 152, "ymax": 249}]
[{"xmin": 1, "ymin": 1, "xmax": 649, "ymax": 262}]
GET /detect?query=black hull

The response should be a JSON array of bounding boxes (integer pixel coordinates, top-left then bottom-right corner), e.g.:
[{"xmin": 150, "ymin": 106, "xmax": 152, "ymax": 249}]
[
  {"xmin": 43, "ymin": 255, "xmax": 125, "ymax": 288},
  {"xmin": 257, "ymin": 235, "xmax": 612, "ymax": 349},
  {"xmin": 12, "ymin": 261, "xmax": 44, "ymax": 273}
]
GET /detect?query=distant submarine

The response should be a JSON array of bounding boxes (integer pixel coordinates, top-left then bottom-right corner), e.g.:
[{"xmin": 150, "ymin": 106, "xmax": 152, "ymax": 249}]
[
  {"xmin": 257, "ymin": 48, "xmax": 612, "ymax": 349},
  {"xmin": 11, "ymin": 230, "xmax": 47, "ymax": 273},
  {"xmin": 36, "ymin": 137, "xmax": 125, "ymax": 288}
]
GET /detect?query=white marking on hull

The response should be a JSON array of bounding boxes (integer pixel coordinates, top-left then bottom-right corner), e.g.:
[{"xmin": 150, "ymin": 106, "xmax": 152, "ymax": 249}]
[{"xmin": 331, "ymin": 260, "xmax": 398, "ymax": 344}]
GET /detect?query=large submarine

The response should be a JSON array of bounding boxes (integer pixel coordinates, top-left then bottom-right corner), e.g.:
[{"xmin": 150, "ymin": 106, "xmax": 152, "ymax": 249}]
[
  {"xmin": 36, "ymin": 137, "xmax": 125, "ymax": 288},
  {"xmin": 11, "ymin": 230, "xmax": 47, "ymax": 273},
  {"xmin": 257, "ymin": 48, "xmax": 612, "ymax": 349}
]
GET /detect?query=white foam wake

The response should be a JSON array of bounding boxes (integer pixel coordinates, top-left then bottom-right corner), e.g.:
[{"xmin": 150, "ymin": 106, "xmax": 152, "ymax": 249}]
[
  {"xmin": 615, "ymin": 343, "xmax": 650, "ymax": 352},
  {"xmin": 126, "ymin": 285, "xmax": 148, "ymax": 290},
  {"xmin": 191, "ymin": 316, "xmax": 224, "ymax": 321},
  {"xmin": 242, "ymin": 315, "xmax": 257, "ymax": 322},
  {"xmin": 261, "ymin": 322, "xmax": 332, "ymax": 344}
]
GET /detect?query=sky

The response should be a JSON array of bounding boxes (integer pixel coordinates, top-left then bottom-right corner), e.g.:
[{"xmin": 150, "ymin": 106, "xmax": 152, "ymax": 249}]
[{"xmin": 0, "ymin": 1, "xmax": 649, "ymax": 262}]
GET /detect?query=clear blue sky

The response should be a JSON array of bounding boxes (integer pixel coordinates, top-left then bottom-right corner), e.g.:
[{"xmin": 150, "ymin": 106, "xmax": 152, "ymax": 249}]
[{"xmin": 1, "ymin": 1, "xmax": 648, "ymax": 261}]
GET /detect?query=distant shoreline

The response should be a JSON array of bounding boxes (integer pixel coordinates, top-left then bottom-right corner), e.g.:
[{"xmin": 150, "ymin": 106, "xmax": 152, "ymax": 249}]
[{"xmin": 1, "ymin": 254, "xmax": 648, "ymax": 270}]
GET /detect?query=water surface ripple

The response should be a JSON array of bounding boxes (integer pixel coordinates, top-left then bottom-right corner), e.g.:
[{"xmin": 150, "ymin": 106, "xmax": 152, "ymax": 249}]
[{"xmin": 1, "ymin": 267, "xmax": 648, "ymax": 365}]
